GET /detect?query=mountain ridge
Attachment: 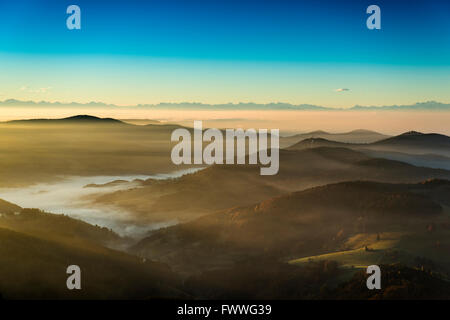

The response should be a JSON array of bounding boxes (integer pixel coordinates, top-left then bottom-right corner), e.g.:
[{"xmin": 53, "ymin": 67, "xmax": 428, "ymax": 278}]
[
  {"xmin": 288, "ymin": 131, "xmax": 450, "ymax": 157},
  {"xmin": 1, "ymin": 99, "xmax": 450, "ymax": 111}
]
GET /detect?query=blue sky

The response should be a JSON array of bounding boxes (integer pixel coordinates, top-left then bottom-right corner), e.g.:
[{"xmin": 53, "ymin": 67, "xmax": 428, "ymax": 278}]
[{"xmin": 0, "ymin": 0, "xmax": 449, "ymax": 107}]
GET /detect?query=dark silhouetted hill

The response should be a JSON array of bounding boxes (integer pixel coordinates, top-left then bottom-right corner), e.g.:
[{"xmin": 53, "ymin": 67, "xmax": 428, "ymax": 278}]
[
  {"xmin": 0, "ymin": 227, "xmax": 183, "ymax": 299},
  {"xmin": 0, "ymin": 199, "xmax": 22, "ymax": 214},
  {"xmin": 7, "ymin": 115, "xmax": 125, "ymax": 125}
]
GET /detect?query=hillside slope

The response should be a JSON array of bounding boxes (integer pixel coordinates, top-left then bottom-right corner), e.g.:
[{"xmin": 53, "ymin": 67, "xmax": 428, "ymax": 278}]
[
  {"xmin": 0, "ymin": 206, "xmax": 127, "ymax": 249},
  {"xmin": 130, "ymin": 180, "xmax": 450, "ymax": 275},
  {"xmin": 289, "ymin": 131, "xmax": 450, "ymax": 160},
  {"xmin": 288, "ymin": 132, "xmax": 450, "ymax": 170},
  {"xmin": 0, "ymin": 227, "xmax": 183, "ymax": 299},
  {"xmin": 93, "ymin": 147, "xmax": 450, "ymax": 224}
]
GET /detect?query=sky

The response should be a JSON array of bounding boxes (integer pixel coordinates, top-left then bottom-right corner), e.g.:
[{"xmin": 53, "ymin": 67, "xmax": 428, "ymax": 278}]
[{"xmin": 0, "ymin": 0, "xmax": 449, "ymax": 107}]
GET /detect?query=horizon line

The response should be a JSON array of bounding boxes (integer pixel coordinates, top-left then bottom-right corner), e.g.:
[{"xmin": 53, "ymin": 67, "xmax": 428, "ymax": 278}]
[{"xmin": 1, "ymin": 99, "xmax": 450, "ymax": 111}]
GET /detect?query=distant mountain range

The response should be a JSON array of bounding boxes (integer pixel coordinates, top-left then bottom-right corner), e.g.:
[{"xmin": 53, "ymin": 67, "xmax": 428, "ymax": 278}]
[{"xmin": 1, "ymin": 99, "xmax": 450, "ymax": 111}]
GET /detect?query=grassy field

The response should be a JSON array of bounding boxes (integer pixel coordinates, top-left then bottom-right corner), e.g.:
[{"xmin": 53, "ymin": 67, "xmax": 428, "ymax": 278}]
[{"xmin": 289, "ymin": 234, "xmax": 408, "ymax": 269}]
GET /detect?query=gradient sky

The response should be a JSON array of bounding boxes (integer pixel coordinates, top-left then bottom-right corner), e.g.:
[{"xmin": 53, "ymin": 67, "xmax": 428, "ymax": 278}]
[{"xmin": 0, "ymin": 0, "xmax": 449, "ymax": 107}]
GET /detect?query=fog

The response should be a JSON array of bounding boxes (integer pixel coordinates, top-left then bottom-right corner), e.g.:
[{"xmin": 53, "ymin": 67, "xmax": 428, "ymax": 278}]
[
  {"xmin": 0, "ymin": 168, "xmax": 203, "ymax": 238},
  {"xmin": 1, "ymin": 108, "xmax": 449, "ymax": 136}
]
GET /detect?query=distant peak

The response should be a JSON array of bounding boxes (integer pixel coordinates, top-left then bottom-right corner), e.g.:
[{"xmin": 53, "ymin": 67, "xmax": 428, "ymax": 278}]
[
  {"xmin": 348, "ymin": 129, "xmax": 375, "ymax": 134},
  {"xmin": 303, "ymin": 137, "xmax": 332, "ymax": 142},
  {"xmin": 61, "ymin": 115, "xmax": 122, "ymax": 123},
  {"xmin": 63, "ymin": 115, "xmax": 101, "ymax": 120},
  {"xmin": 400, "ymin": 131, "xmax": 423, "ymax": 136}
]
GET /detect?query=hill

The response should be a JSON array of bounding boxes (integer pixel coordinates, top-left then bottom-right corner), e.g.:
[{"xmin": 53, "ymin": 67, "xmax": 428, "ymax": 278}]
[
  {"xmin": 287, "ymin": 137, "xmax": 350, "ymax": 150},
  {"xmin": 288, "ymin": 131, "xmax": 450, "ymax": 168},
  {"xmin": 372, "ymin": 131, "xmax": 450, "ymax": 155},
  {"xmin": 280, "ymin": 129, "xmax": 389, "ymax": 147},
  {"xmin": 6, "ymin": 115, "xmax": 125, "ymax": 125},
  {"xmin": 0, "ymin": 198, "xmax": 22, "ymax": 214},
  {"xmin": 0, "ymin": 227, "xmax": 183, "ymax": 299},
  {"xmin": 182, "ymin": 261, "xmax": 450, "ymax": 299},
  {"xmin": 0, "ymin": 197, "xmax": 185, "ymax": 299},
  {"xmin": 0, "ymin": 206, "xmax": 127, "ymax": 249},
  {"xmin": 129, "ymin": 179, "xmax": 450, "ymax": 275},
  {"xmin": 0, "ymin": 115, "xmax": 190, "ymax": 187},
  {"xmin": 327, "ymin": 264, "xmax": 450, "ymax": 299},
  {"xmin": 289, "ymin": 131, "xmax": 450, "ymax": 152},
  {"xmin": 92, "ymin": 147, "xmax": 450, "ymax": 225}
]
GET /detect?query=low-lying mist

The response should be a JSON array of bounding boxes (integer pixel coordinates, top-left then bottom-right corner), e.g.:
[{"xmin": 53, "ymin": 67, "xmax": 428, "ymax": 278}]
[{"xmin": 0, "ymin": 168, "xmax": 203, "ymax": 238}]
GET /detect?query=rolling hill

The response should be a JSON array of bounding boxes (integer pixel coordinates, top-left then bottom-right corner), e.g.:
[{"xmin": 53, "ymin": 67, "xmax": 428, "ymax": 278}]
[
  {"xmin": 0, "ymin": 198, "xmax": 185, "ymax": 299},
  {"xmin": 288, "ymin": 131, "xmax": 450, "ymax": 169},
  {"xmin": 129, "ymin": 179, "xmax": 450, "ymax": 275},
  {"xmin": 289, "ymin": 131, "xmax": 450, "ymax": 153},
  {"xmin": 0, "ymin": 115, "xmax": 191, "ymax": 187},
  {"xmin": 0, "ymin": 198, "xmax": 22, "ymax": 214},
  {"xmin": 280, "ymin": 129, "xmax": 389, "ymax": 148},
  {"xmin": 6, "ymin": 115, "xmax": 126, "ymax": 125},
  {"xmin": 91, "ymin": 147, "xmax": 450, "ymax": 225},
  {"xmin": 0, "ymin": 206, "xmax": 127, "ymax": 249},
  {"xmin": 0, "ymin": 227, "xmax": 184, "ymax": 299},
  {"xmin": 182, "ymin": 261, "xmax": 450, "ymax": 300},
  {"xmin": 372, "ymin": 131, "xmax": 450, "ymax": 155},
  {"xmin": 1, "ymin": 116, "xmax": 449, "ymax": 299}
]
